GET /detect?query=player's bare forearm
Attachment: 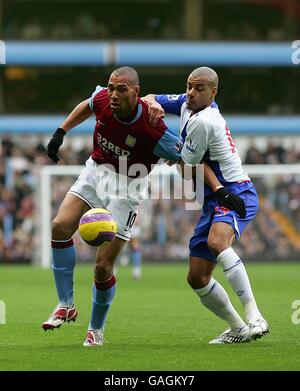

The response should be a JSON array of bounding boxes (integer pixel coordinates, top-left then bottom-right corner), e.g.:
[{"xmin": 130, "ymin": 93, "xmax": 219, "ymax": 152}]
[
  {"xmin": 203, "ymin": 162, "xmax": 246, "ymax": 217},
  {"xmin": 60, "ymin": 99, "xmax": 93, "ymax": 132},
  {"xmin": 179, "ymin": 161, "xmax": 246, "ymax": 217},
  {"xmin": 203, "ymin": 162, "xmax": 223, "ymax": 192}
]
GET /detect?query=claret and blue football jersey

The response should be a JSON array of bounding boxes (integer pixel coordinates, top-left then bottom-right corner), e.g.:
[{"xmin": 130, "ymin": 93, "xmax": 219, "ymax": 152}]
[{"xmin": 89, "ymin": 86, "xmax": 181, "ymax": 176}]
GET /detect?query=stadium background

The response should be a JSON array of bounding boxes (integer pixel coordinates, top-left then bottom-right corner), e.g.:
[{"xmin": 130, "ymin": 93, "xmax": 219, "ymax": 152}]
[
  {"xmin": 0, "ymin": 0, "xmax": 300, "ymax": 373},
  {"xmin": 1, "ymin": 0, "xmax": 300, "ymax": 265}
]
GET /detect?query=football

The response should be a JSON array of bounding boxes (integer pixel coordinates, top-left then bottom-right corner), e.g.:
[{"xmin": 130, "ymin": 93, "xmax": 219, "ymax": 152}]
[{"xmin": 79, "ymin": 208, "xmax": 117, "ymax": 247}]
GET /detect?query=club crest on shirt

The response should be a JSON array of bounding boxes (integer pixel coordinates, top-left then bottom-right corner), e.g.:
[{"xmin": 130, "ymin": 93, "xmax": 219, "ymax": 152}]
[
  {"xmin": 125, "ymin": 135, "xmax": 137, "ymax": 147},
  {"xmin": 214, "ymin": 206, "xmax": 230, "ymax": 215},
  {"xmin": 167, "ymin": 94, "xmax": 180, "ymax": 101},
  {"xmin": 185, "ymin": 140, "xmax": 198, "ymax": 153}
]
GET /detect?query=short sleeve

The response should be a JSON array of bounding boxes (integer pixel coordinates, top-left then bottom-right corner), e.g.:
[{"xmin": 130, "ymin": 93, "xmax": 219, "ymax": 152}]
[
  {"xmin": 155, "ymin": 94, "xmax": 186, "ymax": 116},
  {"xmin": 153, "ymin": 127, "xmax": 182, "ymax": 161},
  {"xmin": 181, "ymin": 116, "xmax": 208, "ymax": 165},
  {"xmin": 89, "ymin": 85, "xmax": 105, "ymax": 111}
]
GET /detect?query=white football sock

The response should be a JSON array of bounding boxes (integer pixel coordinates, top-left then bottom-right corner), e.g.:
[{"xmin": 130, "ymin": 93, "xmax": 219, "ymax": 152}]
[
  {"xmin": 217, "ymin": 247, "xmax": 261, "ymax": 323},
  {"xmin": 194, "ymin": 278, "xmax": 246, "ymax": 332}
]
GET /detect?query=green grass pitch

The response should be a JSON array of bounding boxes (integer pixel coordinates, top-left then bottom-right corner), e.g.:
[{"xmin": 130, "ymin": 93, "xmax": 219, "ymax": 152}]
[{"xmin": 0, "ymin": 263, "xmax": 300, "ymax": 371}]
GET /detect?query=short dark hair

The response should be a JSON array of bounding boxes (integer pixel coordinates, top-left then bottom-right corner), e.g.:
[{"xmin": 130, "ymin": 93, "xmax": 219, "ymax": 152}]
[{"xmin": 110, "ymin": 66, "xmax": 139, "ymax": 87}]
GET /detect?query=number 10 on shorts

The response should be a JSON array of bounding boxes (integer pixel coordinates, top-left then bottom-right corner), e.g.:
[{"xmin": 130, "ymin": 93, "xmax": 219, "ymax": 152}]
[{"xmin": 125, "ymin": 212, "xmax": 137, "ymax": 231}]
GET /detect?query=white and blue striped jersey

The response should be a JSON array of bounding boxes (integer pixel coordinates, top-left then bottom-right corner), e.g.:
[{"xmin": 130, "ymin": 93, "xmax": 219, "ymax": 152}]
[{"xmin": 155, "ymin": 94, "xmax": 250, "ymax": 188}]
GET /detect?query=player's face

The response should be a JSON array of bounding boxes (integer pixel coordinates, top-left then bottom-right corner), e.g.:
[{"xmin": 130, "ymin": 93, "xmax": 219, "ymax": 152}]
[
  {"xmin": 107, "ymin": 75, "xmax": 140, "ymax": 118},
  {"xmin": 186, "ymin": 76, "xmax": 217, "ymax": 113}
]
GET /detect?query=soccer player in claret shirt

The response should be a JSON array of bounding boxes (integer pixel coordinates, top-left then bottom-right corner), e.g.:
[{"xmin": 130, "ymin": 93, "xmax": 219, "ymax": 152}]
[
  {"xmin": 144, "ymin": 66, "xmax": 269, "ymax": 344},
  {"xmin": 43, "ymin": 66, "xmax": 245, "ymax": 346}
]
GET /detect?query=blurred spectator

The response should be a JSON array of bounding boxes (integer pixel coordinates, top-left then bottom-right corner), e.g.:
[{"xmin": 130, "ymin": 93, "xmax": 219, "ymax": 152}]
[
  {"xmin": 244, "ymin": 140, "xmax": 265, "ymax": 164},
  {"xmin": 244, "ymin": 140, "xmax": 300, "ymax": 164}
]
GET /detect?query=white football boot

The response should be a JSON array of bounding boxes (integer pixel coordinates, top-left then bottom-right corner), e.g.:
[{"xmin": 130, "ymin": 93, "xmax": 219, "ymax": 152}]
[
  {"xmin": 209, "ymin": 325, "xmax": 252, "ymax": 344},
  {"xmin": 132, "ymin": 266, "xmax": 142, "ymax": 280},
  {"xmin": 42, "ymin": 304, "xmax": 78, "ymax": 331},
  {"xmin": 248, "ymin": 316, "xmax": 270, "ymax": 340},
  {"xmin": 83, "ymin": 329, "xmax": 105, "ymax": 347}
]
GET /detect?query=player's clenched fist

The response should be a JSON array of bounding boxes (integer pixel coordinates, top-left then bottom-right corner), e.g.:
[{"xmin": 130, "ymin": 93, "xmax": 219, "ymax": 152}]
[
  {"xmin": 215, "ymin": 187, "xmax": 246, "ymax": 218},
  {"xmin": 46, "ymin": 128, "xmax": 66, "ymax": 163},
  {"xmin": 147, "ymin": 101, "xmax": 165, "ymax": 127}
]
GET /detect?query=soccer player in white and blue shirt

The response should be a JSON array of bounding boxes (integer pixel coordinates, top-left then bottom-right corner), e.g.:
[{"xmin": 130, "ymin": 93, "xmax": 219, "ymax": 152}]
[{"xmin": 144, "ymin": 67, "xmax": 269, "ymax": 344}]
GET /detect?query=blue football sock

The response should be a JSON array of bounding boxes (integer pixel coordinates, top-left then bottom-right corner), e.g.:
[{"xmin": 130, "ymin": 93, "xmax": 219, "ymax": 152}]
[
  {"xmin": 51, "ymin": 239, "xmax": 76, "ymax": 307},
  {"xmin": 131, "ymin": 249, "xmax": 141, "ymax": 267},
  {"xmin": 90, "ymin": 275, "xmax": 116, "ymax": 330}
]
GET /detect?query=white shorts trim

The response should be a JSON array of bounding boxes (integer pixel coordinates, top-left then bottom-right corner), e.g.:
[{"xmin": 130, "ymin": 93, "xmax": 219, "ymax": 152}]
[
  {"xmin": 233, "ymin": 216, "xmax": 240, "ymax": 239},
  {"xmin": 68, "ymin": 190, "xmax": 94, "ymax": 209},
  {"xmin": 116, "ymin": 232, "xmax": 131, "ymax": 242}
]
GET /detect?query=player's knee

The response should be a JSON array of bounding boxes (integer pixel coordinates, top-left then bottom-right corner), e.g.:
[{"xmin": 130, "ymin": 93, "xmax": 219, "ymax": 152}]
[
  {"xmin": 207, "ymin": 237, "xmax": 228, "ymax": 257},
  {"xmin": 51, "ymin": 218, "xmax": 74, "ymax": 240},
  {"xmin": 187, "ymin": 272, "xmax": 211, "ymax": 289},
  {"xmin": 94, "ymin": 262, "xmax": 106, "ymax": 276},
  {"xmin": 94, "ymin": 257, "xmax": 113, "ymax": 280}
]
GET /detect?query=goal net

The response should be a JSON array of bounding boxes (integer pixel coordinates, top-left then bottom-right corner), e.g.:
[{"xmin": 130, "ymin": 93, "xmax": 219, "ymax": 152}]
[{"xmin": 37, "ymin": 164, "xmax": 300, "ymax": 268}]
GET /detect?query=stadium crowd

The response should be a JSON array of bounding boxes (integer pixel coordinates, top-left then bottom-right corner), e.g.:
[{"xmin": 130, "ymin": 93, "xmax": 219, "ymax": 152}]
[
  {"xmin": 1, "ymin": 136, "xmax": 300, "ymax": 264},
  {"xmin": 3, "ymin": 1, "xmax": 293, "ymax": 43},
  {"xmin": 4, "ymin": 16, "xmax": 289, "ymax": 42},
  {"xmin": 244, "ymin": 140, "xmax": 300, "ymax": 164}
]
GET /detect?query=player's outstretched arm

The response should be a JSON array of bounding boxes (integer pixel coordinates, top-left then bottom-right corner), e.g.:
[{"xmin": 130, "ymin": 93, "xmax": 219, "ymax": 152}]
[
  {"xmin": 46, "ymin": 99, "xmax": 92, "ymax": 163},
  {"xmin": 60, "ymin": 99, "xmax": 93, "ymax": 132}
]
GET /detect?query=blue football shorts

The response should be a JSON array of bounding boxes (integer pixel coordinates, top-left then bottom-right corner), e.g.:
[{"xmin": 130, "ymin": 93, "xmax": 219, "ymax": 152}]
[{"xmin": 189, "ymin": 181, "xmax": 258, "ymax": 262}]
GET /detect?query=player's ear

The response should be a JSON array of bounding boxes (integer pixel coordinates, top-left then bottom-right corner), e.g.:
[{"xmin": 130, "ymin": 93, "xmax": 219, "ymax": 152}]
[
  {"xmin": 212, "ymin": 86, "xmax": 218, "ymax": 98},
  {"xmin": 135, "ymin": 85, "xmax": 140, "ymax": 96}
]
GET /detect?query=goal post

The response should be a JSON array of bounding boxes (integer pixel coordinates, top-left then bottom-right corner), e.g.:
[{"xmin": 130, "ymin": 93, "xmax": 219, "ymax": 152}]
[
  {"xmin": 38, "ymin": 164, "xmax": 300, "ymax": 268},
  {"xmin": 39, "ymin": 165, "xmax": 83, "ymax": 268}
]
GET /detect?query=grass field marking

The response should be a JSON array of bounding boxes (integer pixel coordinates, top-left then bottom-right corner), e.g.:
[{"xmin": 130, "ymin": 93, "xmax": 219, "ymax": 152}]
[
  {"xmin": 0, "ymin": 300, "xmax": 6, "ymax": 324},
  {"xmin": 291, "ymin": 300, "xmax": 300, "ymax": 325}
]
